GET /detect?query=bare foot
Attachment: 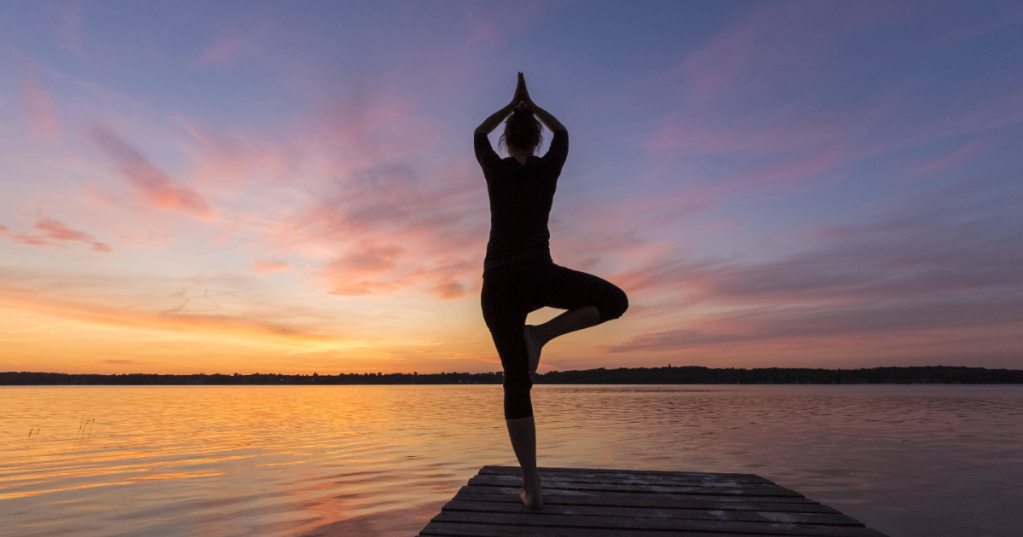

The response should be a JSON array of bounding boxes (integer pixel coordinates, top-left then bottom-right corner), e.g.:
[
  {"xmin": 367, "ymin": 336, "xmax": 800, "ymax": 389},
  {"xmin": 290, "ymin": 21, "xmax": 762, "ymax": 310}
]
[
  {"xmin": 519, "ymin": 471, "xmax": 543, "ymax": 510},
  {"xmin": 523, "ymin": 325, "xmax": 545, "ymax": 374}
]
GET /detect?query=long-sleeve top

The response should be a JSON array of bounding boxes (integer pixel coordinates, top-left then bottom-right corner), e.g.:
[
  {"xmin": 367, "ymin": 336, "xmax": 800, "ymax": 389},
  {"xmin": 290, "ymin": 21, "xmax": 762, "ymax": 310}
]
[{"xmin": 474, "ymin": 130, "xmax": 569, "ymax": 273}]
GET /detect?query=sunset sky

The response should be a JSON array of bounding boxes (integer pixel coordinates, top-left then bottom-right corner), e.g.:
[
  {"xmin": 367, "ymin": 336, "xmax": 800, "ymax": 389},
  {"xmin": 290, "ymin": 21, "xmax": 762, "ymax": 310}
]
[{"xmin": 1, "ymin": 1, "xmax": 1021, "ymax": 374}]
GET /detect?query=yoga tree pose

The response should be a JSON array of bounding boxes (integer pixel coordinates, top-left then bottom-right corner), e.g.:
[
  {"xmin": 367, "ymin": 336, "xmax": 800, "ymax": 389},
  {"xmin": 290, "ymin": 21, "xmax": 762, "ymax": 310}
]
[{"xmin": 475, "ymin": 73, "xmax": 629, "ymax": 510}]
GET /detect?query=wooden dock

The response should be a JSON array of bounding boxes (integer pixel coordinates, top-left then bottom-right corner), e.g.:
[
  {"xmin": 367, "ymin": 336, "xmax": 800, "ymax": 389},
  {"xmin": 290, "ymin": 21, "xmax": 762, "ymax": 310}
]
[{"xmin": 417, "ymin": 466, "xmax": 889, "ymax": 536}]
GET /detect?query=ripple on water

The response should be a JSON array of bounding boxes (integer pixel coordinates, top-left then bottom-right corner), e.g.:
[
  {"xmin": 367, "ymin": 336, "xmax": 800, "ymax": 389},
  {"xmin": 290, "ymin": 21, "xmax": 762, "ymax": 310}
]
[{"xmin": 1, "ymin": 385, "xmax": 1021, "ymax": 537}]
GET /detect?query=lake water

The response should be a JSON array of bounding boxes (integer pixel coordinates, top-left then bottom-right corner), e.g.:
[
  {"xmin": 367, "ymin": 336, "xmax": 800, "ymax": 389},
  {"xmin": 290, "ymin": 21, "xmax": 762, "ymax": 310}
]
[{"xmin": 1, "ymin": 385, "xmax": 1021, "ymax": 537}]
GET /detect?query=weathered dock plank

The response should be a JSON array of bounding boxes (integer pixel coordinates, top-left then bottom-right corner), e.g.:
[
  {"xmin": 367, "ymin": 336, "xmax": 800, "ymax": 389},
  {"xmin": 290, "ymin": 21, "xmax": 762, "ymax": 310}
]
[
  {"xmin": 469, "ymin": 475, "xmax": 805, "ymax": 497},
  {"xmin": 421, "ymin": 524, "xmax": 732, "ymax": 537},
  {"xmin": 480, "ymin": 465, "xmax": 770, "ymax": 484},
  {"xmin": 453, "ymin": 487, "xmax": 842, "ymax": 513},
  {"xmin": 417, "ymin": 466, "xmax": 888, "ymax": 537},
  {"xmin": 479, "ymin": 469, "xmax": 775, "ymax": 486},
  {"xmin": 442, "ymin": 500, "xmax": 864, "ymax": 526},
  {"xmin": 482, "ymin": 465, "xmax": 762, "ymax": 479}
]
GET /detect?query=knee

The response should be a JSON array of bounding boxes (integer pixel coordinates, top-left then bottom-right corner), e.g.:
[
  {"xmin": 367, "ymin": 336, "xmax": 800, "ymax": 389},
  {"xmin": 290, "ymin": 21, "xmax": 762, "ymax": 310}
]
[
  {"xmin": 503, "ymin": 376, "xmax": 533, "ymax": 420},
  {"xmin": 503, "ymin": 368, "xmax": 533, "ymax": 391},
  {"xmin": 600, "ymin": 285, "xmax": 629, "ymax": 322}
]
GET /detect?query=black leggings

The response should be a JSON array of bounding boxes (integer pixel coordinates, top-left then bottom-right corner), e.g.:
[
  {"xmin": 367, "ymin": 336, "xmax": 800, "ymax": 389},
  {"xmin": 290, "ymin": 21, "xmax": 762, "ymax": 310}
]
[{"xmin": 481, "ymin": 259, "xmax": 629, "ymax": 420}]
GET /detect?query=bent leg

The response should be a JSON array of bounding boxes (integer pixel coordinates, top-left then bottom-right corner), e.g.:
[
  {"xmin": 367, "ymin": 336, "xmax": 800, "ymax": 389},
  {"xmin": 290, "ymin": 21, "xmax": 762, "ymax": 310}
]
[
  {"xmin": 537, "ymin": 264, "xmax": 629, "ymax": 343},
  {"xmin": 536, "ymin": 305, "xmax": 600, "ymax": 344}
]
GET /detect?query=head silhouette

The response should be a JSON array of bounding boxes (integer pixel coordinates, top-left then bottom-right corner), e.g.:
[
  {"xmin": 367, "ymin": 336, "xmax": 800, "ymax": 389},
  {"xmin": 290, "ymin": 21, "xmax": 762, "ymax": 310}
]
[{"xmin": 499, "ymin": 106, "xmax": 543, "ymax": 156}]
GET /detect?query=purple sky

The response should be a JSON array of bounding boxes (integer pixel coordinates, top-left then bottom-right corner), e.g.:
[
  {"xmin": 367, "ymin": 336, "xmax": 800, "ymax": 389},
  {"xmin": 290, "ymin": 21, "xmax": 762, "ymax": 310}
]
[{"xmin": 1, "ymin": 1, "xmax": 1021, "ymax": 374}]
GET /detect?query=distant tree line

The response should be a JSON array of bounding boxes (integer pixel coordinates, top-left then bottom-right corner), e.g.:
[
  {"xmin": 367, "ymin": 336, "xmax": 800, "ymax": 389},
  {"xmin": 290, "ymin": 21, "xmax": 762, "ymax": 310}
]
[
  {"xmin": 0, "ymin": 371, "xmax": 502, "ymax": 386},
  {"xmin": 1, "ymin": 366, "xmax": 1020, "ymax": 385},
  {"xmin": 536, "ymin": 365, "xmax": 1023, "ymax": 384}
]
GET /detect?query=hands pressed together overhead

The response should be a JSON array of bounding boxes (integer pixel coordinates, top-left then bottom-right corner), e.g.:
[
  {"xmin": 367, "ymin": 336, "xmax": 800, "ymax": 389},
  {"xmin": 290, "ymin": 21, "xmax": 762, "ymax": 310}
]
[
  {"xmin": 513, "ymin": 72, "xmax": 533, "ymax": 110},
  {"xmin": 476, "ymin": 72, "xmax": 565, "ymax": 135}
]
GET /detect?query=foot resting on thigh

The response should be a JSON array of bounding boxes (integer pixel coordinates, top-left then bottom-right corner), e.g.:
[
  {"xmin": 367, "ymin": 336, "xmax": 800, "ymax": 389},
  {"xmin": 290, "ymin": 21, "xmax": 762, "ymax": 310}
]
[
  {"xmin": 519, "ymin": 469, "xmax": 543, "ymax": 510},
  {"xmin": 523, "ymin": 325, "xmax": 546, "ymax": 374}
]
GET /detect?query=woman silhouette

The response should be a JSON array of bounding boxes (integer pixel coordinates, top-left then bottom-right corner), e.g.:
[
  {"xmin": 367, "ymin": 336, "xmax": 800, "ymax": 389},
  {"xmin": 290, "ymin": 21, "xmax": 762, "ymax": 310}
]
[{"xmin": 475, "ymin": 73, "xmax": 629, "ymax": 510}]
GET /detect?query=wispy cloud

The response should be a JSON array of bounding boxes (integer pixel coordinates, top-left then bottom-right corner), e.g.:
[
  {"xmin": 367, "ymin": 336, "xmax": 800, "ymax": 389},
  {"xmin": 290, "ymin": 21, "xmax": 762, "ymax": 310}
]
[
  {"xmin": 2, "ymin": 1, "xmax": 1021, "ymax": 372},
  {"xmin": 606, "ymin": 176, "xmax": 1023, "ymax": 358},
  {"xmin": 464, "ymin": 1, "xmax": 553, "ymax": 47},
  {"xmin": 0, "ymin": 218, "xmax": 111, "ymax": 253},
  {"xmin": 22, "ymin": 70, "xmax": 60, "ymax": 140},
  {"xmin": 909, "ymin": 140, "xmax": 993, "ymax": 179},
  {"xmin": 253, "ymin": 259, "xmax": 289, "ymax": 274},
  {"xmin": 0, "ymin": 287, "xmax": 337, "ymax": 345},
  {"xmin": 89, "ymin": 124, "xmax": 216, "ymax": 221}
]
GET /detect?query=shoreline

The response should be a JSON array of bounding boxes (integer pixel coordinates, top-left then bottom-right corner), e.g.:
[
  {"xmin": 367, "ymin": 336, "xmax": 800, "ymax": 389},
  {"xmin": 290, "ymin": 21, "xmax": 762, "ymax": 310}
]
[{"xmin": 3, "ymin": 365, "xmax": 1021, "ymax": 385}]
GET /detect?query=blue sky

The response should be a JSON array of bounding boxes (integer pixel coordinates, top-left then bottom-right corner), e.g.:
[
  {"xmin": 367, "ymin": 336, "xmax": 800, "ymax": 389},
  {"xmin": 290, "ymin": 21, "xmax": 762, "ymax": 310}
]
[{"xmin": 1, "ymin": 1, "xmax": 1021, "ymax": 373}]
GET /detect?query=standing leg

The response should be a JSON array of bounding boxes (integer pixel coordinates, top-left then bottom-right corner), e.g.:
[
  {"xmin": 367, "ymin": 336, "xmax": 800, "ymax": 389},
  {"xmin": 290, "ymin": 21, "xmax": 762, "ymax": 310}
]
[
  {"xmin": 482, "ymin": 270, "xmax": 544, "ymax": 510},
  {"xmin": 506, "ymin": 416, "xmax": 542, "ymax": 510},
  {"xmin": 489, "ymin": 324, "xmax": 544, "ymax": 510}
]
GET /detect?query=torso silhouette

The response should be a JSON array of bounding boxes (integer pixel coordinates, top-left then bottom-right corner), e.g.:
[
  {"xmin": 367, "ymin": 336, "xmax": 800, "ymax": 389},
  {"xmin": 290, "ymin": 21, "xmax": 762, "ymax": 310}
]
[{"xmin": 474, "ymin": 130, "xmax": 569, "ymax": 272}]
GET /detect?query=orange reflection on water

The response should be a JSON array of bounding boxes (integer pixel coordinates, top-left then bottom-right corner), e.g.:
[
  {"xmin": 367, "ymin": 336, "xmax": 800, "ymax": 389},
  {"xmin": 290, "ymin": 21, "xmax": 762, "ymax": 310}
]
[{"xmin": 3, "ymin": 385, "xmax": 1022, "ymax": 536}]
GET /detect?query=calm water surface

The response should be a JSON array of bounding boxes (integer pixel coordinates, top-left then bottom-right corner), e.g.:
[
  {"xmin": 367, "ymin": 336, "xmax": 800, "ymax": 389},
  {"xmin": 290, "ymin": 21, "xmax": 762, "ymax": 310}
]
[{"xmin": 1, "ymin": 385, "xmax": 1021, "ymax": 537}]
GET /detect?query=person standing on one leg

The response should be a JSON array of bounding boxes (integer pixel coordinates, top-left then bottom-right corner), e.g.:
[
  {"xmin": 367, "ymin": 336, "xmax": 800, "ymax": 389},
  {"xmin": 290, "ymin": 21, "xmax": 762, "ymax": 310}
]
[{"xmin": 475, "ymin": 73, "xmax": 629, "ymax": 511}]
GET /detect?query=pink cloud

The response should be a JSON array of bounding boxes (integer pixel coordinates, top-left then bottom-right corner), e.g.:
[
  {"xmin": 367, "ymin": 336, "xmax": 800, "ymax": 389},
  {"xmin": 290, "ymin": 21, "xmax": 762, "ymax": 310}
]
[
  {"xmin": 319, "ymin": 239, "xmax": 474, "ymax": 296},
  {"xmin": 706, "ymin": 218, "xmax": 742, "ymax": 235},
  {"xmin": 608, "ymin": 178, "xmax": 1023, "ymax": 326},
  {"xmin": 604, "ymin": 292, "xmax": 1023, "ymax": 355},
  {"xmin": 857, "ymin": 91, "xmax": 1023, "ymax": 160},
  {"xmin": 296, "ymin": 194, "xmax": 483, "ymax": 299},
  {"xmin": 190, "ymin": 17, "xmax": 291, "ymax": 69},
  {"xmin": 322, "ymin": 242, "xmax": 408, "ymax": 296},
  {"xmin": 0, "ymin": 287, "xmax": 346, "ymax": 344},
  {"xmin": 125, "ymin": 86, "xmax": 490, "ymax": 302},
  {"xmin": 1, "ymin": 218, "xmax": 112, "ymax": 253},
  {"xmin": 22, "ymin": 72, "xmax": 60, "ymax": 140},
  {"xmin": 638, "ymin": 86, "xmax": 1020, "ymax": 225},
  {"xmin": 230, "ymin": 93, "xmax": 492, "ymax": 300},
  {"xmin": 175, "ymin": 118, "xmax": 300, "ymax": 191},
  {"xmin": 433, "ymin": 279, "xmax": 466, "ymax": 300},
  {"xmin": 644, "ymin": 104, "xmax": 847, "ymax": 156},
  {"xmin": 253, "ymin": 259, "xmax": 289, "ymax": 273},
  {"xmin": 89, "ymin": 124, "xmax": 216, "ymax": 220},
  {"xmin": 666, "ymin": 2, "xmax": 905, "ymax": 101},
  {"xmin": 118, "ymin": 233, "xmax": 171, "ymax": 246},
  {"xmin": 333, "ymin": 242, "xmax": 403, "ymax": 274}
]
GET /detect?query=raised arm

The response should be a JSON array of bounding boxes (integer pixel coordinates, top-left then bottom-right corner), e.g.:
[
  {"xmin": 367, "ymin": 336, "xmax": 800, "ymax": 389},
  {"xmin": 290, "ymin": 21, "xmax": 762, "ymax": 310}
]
[
  {"xmin": 524, "ymin": 101, "xmax": 566, "ymax": 133},
  {"xmin": 476, "ymin": 74, "xmax": 528, "ymax": 135},
  {"xmin": 475, "ymin": 73, "xmax": 566, "ymax": 135},
  {"xmin": 475, "ymin": 100, "xmax": 517, "ymax": 136}
]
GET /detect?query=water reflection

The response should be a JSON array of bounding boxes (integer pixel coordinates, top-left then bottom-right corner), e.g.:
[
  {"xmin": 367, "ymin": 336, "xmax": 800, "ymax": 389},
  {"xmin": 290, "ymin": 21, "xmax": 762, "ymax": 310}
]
[{"xmin": 1, "ymin": 385, "xmax": 1021, "ymax": 536}]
